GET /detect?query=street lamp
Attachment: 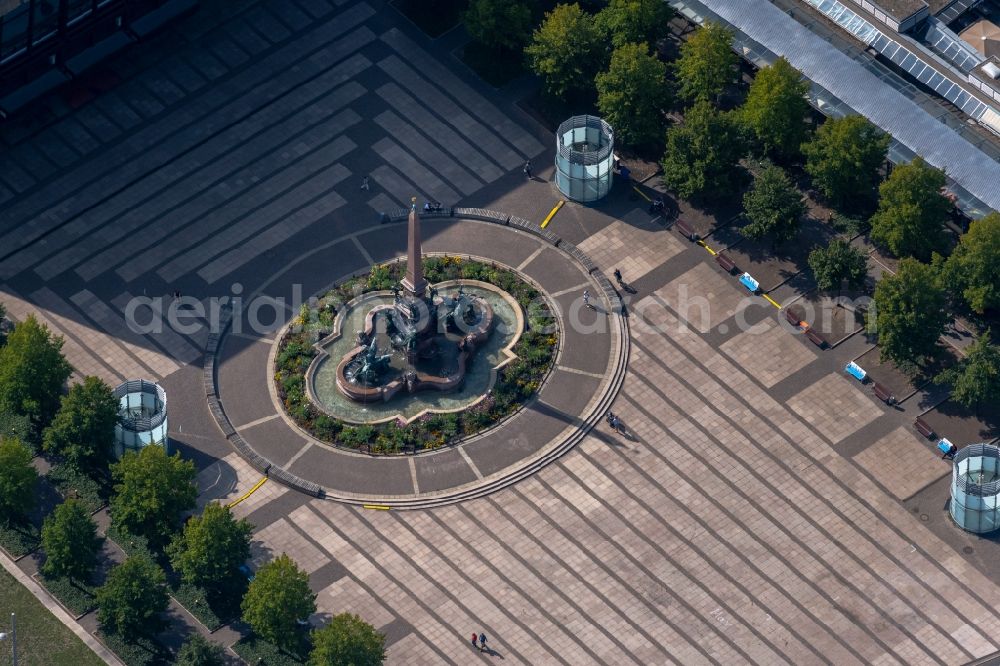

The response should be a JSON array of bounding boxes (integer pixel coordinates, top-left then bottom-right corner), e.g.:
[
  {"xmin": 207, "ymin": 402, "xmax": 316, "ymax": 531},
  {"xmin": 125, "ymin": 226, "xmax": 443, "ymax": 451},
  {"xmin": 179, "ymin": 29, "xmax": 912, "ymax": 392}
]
[{"xmin": 0, "ymin": 612, "xmax": 17, "ymax": 666}]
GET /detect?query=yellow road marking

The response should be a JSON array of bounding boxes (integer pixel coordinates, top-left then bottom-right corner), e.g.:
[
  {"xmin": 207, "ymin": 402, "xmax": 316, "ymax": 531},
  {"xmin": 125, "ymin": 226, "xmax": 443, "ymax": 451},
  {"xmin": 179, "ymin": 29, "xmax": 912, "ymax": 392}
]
[
  {"xmin": 540, "ymin": 200, "xmax": 564, "ymax": 229},
  {"xmin": 363, "ymin": 504, "xmax": 391, "ymax": 511},
  {"xmin": 227, "ymin": 477, "xmax": 267, "ymax": 509},
  {"xmin": 762, "ymin": 293, "xmax": 781, "ymax": 309},
  {"xmin": 697, "ymin": 240, "xmax": 718, "ymax": 257},
  {"xmin": 633, "ymin": 186, "xmax": 651, "ymax": 202}
]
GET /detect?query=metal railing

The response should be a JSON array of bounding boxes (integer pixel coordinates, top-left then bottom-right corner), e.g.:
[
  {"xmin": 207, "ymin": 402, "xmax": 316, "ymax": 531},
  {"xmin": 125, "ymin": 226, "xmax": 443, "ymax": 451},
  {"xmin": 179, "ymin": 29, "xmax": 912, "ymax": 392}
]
[{"xmin": 114, "ymin": 378, "xmax": 167, "ymax": 431}]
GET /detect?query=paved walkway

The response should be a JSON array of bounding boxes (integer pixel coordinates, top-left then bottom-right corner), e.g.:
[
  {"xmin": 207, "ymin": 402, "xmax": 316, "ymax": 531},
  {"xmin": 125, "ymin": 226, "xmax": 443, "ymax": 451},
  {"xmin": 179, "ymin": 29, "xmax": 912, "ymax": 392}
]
[
  {"xmin": 1, "ymin": 0, "xmax": 999, "ymax": 663},
  {"xmin": 0, "ymin": 547, "xmax": 124, "ymax": 666},
  {"xmin": 214, "ymin": 217, "xmax": 623, "ymax": 503}
]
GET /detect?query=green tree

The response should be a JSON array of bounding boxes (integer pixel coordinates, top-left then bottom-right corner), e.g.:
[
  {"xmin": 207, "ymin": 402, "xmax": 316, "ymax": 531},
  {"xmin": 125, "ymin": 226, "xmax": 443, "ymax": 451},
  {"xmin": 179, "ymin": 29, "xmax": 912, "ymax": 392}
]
[
  {"xmin": 741, "ymin": 164, "xmax": 805, "ymax": 246},
  {"xmin": 939, "ymin": 332, "xmax": 1000, "ymax": 411},
  {"xmin": 870, "ymin": 157, "xmax": 949, "ymax": 261},
  {"xmin": 241, "ymin": 554, "xmax": 316, "ymax": 651},
  {"xmin": 96, "ymin": 556, "xmax": 169, "ymax": 639},
  {"xmin": 802, "ymin": 115, "xmax": 890, "ymax": 210},
  {"xmin": 0, "ymin": 437, "xmax": 37, "ymax": 523},
  {"xmin": 309, "ymin": 613, "xmax": 386, "ymax": 666},
  {"xmin": 110, "ymin": 445, "xmax": 197, "ymax": 548},
  {"xmin": 596, "ymin": 42, "xmax": 669, "ymax": 148},
  {"xmin": 661, "ymin": 100, "xmax": 745, "ymax": 199},
  {"xmin": 0, "ymin": 315, "xmax": 73, "ymax": 428},
  {"xmin": 464, "ymin": 0, "xmax": 532, "ymax": 52},
  {"xmin": 595, "ymin": 0, "xmax": 672, "ymax": 48},
  {"xmin": 808, "ymin": 239, "xmax": 869, "ymax": 292},
  {"xmin": 740, "ymin": 57, "xmax": 810, "ymax": 158},
  {"xmin": 41, "ymin": 499, "xmax": 101, "ymax": 580},
  {"xmin": 169, "ymin": 502, "xmax": 252, "ymax": 593},
  {"xmin": 943, "ymin": 212, "xmax": 1000, "ymax": 314},
  {"xmin": 868, "ymin": 258, "xmax": 949, "ymax": 366},
  {"xmin": 674, "ymin": 21, "xmax": 736, "ymax": 103},
  {"xmin": 43, "ymin": 376, "xmax": 118, "ymax": 471},
  {"xmin": 176, "ymin": 634, "xmax": 226, "ymax": 666},
  {"xmin": 525, "ymin": 3, "xmax": 605, "ymax": 99}
]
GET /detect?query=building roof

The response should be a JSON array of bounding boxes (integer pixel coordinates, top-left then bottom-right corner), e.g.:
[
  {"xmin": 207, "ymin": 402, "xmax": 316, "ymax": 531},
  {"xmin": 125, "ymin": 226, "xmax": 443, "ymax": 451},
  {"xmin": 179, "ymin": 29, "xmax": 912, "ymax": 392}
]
[
  {"xmin": 699, "ymin": 0, "xmax": 1000, "ymax": 212},
  {"xmin": 959, "ymin": 20, "xmax": 1000, "ymax": 59},
  {"xmin": 874, "ymin": 0, "xmax": 928, "ymax": 21},
  {"xmin": 972, "ymin": 56, "xmax": 1000, "ymax": 94}
]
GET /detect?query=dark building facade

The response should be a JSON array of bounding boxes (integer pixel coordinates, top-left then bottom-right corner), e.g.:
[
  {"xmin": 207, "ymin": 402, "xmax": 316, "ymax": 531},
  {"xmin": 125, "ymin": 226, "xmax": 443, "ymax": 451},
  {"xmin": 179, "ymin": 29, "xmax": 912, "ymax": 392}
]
[{"xmin": 0, "ymin": 0, "xmax": 196, "ymax": 117}]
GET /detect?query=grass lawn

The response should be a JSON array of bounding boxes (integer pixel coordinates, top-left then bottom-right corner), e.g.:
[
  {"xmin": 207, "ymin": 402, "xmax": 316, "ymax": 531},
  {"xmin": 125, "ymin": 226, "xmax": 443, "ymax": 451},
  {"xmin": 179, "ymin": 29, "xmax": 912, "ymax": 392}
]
[{"xmin": 0, "ymin": 567, "xmax": 104, "ymax": 666}]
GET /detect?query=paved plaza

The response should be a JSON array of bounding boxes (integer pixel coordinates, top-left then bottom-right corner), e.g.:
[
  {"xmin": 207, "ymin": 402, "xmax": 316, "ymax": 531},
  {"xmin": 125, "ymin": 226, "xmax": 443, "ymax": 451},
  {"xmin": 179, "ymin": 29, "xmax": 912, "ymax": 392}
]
[{"xmin": 2, "ymin": 0, "xmax": 1000, "ymax": 663}]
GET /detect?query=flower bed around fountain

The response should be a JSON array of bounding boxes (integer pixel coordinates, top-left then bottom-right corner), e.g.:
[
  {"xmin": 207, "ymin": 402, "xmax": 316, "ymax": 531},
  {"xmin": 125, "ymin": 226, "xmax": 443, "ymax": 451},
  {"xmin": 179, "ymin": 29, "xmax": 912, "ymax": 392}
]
[{"xmin": 273, "ymin": 256, "xmax": 559, "ymax": 454}]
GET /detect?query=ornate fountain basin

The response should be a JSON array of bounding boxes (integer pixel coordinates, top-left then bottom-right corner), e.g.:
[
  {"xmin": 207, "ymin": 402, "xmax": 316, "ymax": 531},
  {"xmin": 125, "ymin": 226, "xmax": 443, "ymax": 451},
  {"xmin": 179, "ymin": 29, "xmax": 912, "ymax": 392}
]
[{"xmin": 306, "ymin": 280, "xmax": 523, "ymax": 424}]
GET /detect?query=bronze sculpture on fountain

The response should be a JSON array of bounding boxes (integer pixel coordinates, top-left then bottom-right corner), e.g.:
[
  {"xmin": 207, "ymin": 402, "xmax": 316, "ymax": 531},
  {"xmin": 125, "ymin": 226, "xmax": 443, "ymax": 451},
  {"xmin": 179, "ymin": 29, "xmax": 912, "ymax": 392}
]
[{"xmin": 335, "ymin": 199, "xmax": 496, "ymax": 404}]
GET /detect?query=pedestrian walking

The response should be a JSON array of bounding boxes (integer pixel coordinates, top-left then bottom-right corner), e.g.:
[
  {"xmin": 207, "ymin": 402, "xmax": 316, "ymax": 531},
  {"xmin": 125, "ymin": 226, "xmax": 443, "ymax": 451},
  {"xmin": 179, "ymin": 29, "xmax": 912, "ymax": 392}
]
[
  {"xmin": 471, "ymin": 632, "xmax": 479, "ymax": 650},
  {"xmin": 479, "ymin": 632, "xmax": 488, "ymax": 651},
  {"xmin": 523, "ymin": 160, "xmax": 532, "ymax": 180},
  {"xmin": 613, "ymin": 268, "xmax": 623, "ymax": 284},
  {"xmin": 361, "ymin": 175, "xmax": 370, "ymax": 191}
]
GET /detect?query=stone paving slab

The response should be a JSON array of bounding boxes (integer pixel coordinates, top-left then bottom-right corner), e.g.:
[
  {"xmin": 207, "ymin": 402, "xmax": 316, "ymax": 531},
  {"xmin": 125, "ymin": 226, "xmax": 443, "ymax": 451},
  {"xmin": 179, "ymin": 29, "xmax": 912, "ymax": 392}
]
[
  {"xmin": 376, "ymin": 54, "xmax": 524, "ymax": 171},
  {"xmin": 577, "ymin": 218, "xmax": 685, "ymax": 283},
  {"xmin": 70, "ymin": 289, "xmax": 180, "ymax": 379},
  {"xmin": 651, "ymin": 261, "xmax": 749, "ymax": 334},
  {"xmin": 373, "ymin": 109, "xmax": 483, "ymax": 197},
  {"xmin": 370, "ymin": 164, "xmax": 427, "ymax": 208},
  {"xmin": 787, "ymin": 373, "xmax": 883, "ymax": 445},
  {"xmin": 520, "ymin": 247, "xmax": 591, "ymax": 296},
  {"xmin": 413, "ymin": 448, "xmax": 476, "ymax": 495},
  {"xmin": 91, "ymin": 100, "xmax": 364, "ymax": 282},
  {"xmin": 288, "ymin": 443, "xmax": 416, "ymax": 496},
  {"xmin": 720, "ymin": 317, "xmax": 817, "ymax": 388},
  {"xmin": 385, "ymin": 632, "xmax": 444, "ymax": 665},
  {"xmin": 314, "ymin": 575, "xmax": 395, "ymax": 629},
  {"xmin": 372, "ymin": 137, "xmax": 460, "ymax": 206},
  {"xmin": 853, "ymin": 426, "xmax": 950, "ymax": 500},
  {"xmin": 379, "ymin": 29, "xmax": 544, "ymax": 160},
  {"xmin": 31, "ymin": 287, "xmax": 150, "ymax": 381},
  {"xmin": 250, "ymin": 516, "xmax": 327, "ymax": 573},
  {"xmin": 373, "ymin": 81, "xmax": 504, "ymax": 184},
  {"xmin": 108, "ymin": 292, "xmax": 201, "ymax": 365},
  {"xmin": 216, "ymin": 335, "xmax": 276, "ymax": 429},
  {"xmin": 197, "ymin": 179, "xmax": 350, "ymax": 283},
  {"xmin": 0, "ymin": 285, "xmax": 114, "ymax": 385}
]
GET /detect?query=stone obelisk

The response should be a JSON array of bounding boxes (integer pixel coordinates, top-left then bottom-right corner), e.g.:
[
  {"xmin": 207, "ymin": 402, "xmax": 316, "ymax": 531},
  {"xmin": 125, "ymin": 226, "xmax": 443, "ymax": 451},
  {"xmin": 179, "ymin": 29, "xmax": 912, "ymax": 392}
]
[{"xmin": 401, "ymin": 197, "xmax": 428, "ymax": 298}]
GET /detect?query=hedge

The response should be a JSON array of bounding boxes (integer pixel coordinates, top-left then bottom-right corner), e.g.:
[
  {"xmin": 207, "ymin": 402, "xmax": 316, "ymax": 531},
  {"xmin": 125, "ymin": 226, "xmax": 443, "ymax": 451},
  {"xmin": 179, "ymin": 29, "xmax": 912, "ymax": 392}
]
[
  {"xmin": 40, "ymin": 574, "xmax": 97, "ymax": 617},
  {"xmin": 231, "ymin": 635, "xmax": 306, "ymax": 666},
  {"xmin": 0, "ymin": 521, "xmax": 40, "ymax": 558},
  {"xmin": 46, "ymin": 464, "xmax": 107, "ymax": 514}
]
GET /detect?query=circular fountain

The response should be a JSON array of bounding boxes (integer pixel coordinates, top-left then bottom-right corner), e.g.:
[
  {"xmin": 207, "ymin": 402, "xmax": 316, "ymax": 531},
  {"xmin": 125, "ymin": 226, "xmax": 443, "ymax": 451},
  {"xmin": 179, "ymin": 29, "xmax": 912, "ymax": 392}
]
[
  {"xmin": 306, "ymin": 203, "xmax": 525, "ymax": 424},
  {"xmin": 335, "ymin": 284, "xmax": 496, "ymax": 403}
]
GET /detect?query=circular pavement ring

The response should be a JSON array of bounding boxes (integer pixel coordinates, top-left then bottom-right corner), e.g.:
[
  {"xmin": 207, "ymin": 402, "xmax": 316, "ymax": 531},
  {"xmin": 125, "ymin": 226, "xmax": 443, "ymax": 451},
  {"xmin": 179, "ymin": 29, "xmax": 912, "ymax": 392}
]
[{"xmin": 210, "ymin": 212, "xmax": 630, "ymax": 508}]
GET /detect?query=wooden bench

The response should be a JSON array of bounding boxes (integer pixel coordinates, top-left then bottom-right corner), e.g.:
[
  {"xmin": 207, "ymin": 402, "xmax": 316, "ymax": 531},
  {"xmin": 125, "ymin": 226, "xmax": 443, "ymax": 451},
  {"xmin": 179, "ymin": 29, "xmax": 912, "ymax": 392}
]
[
  {"xmin": 805, "ymin": 329, "xmax": 827, "ymax": 349},
  {"xmin": 674, "ymin": 219, "xmax": 700, "ymax": 242},
  {"xmin": 715, "ymin": 253, "xmax": 737, "ymax": 274},
  {"xmin": 784, "ymin": 308, "xmax": 801, "ymax": 327},
  {"xmin": 872, "ymin": 382, "xmax": 896, "ymax": 405},
  {"xmin": 914, "ymin": 418, "xmax": 935, "ymax": 439}
]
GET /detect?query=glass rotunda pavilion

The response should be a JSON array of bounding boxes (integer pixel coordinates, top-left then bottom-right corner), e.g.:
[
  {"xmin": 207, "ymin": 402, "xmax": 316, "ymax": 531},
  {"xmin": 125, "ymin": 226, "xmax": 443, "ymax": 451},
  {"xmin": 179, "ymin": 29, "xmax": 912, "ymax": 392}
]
[
  {"xmin": 950, "ymin": 443, "xmax": 1000, "ymax": 533},
  {"xmin": 554, "ymin": 115, "xmax": 615, "ymax": 203},
  {"xmin": 114, "ymin": 379, "xmax": 169, "ymax": 458}
]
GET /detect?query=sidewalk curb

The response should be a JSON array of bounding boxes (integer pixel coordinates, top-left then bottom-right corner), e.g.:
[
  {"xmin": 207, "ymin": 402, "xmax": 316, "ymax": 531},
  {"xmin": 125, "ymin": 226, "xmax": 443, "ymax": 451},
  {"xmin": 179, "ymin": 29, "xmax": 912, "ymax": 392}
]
[{"xmin": 0, "ymin": 551, "xmax": 125, "ymax": 666}]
